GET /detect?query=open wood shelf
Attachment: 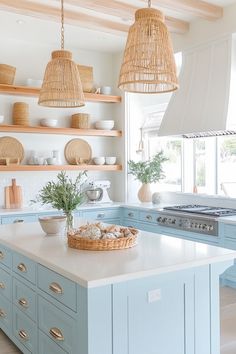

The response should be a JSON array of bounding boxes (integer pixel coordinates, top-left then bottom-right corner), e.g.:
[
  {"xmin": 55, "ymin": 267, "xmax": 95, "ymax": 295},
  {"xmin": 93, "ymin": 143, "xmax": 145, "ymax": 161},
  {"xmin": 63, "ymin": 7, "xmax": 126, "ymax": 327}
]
[
  {"xmin": 0, "ymin": 164, "xmax": 122, "ymax": 172},
  {"xmin": 0, "ymin": 84, "xmax": 121, "ymax": 103},
  {"xmin": 0, "ymin": 125, "xmax": 122, "ymax": 137}
]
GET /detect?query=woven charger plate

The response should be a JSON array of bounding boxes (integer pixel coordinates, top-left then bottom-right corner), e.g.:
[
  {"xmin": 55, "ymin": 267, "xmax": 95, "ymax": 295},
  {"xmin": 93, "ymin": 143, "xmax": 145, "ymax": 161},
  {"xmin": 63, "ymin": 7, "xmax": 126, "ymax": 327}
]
[
  {"xmin": 0, "ymin": 136, "xmax": 24, "ymax": 161},
  {"xmin": 64, "ymin": 138, "xmax": 92, "ymax": 165}
]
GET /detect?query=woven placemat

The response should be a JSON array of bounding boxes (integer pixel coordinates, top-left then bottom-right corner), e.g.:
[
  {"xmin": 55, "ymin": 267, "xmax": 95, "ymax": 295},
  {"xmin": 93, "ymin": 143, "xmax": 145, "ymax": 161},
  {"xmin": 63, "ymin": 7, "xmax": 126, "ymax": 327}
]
[
  {"xmin": 64, "ymin": 138, "xmax": 92, "ymax": 165},
  {"xmin": 0, "ymin": 136, "xmax": 24, "ymax": 161}
]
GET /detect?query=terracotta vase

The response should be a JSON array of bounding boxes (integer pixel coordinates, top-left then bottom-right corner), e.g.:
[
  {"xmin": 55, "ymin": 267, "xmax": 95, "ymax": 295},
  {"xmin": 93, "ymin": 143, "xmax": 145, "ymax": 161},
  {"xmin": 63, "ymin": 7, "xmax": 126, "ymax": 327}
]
[{"xmin": 138, "ymin": 183, "xmax": 152, "ymax": 203}]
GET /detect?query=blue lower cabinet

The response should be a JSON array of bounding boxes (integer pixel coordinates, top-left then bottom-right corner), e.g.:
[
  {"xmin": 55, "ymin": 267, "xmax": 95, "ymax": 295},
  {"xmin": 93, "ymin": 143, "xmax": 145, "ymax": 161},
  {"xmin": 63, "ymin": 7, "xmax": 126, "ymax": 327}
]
[
  {"xmin": 39, "ymin": 330, "xmax": 67, "ymax": 354},
  {"xmin": 13, "ymin": 253, "xmax": 36, "ymax": 285},
  {"xmin": 0, "ymin": 267, "xmax": 12, "ymax": 300},
  {"xmin": 13, "ymin": 306, "xmax": 37, "ymax": 353},
  {"xmin": 81, "ymin": 208, "xmax": 120, "ymax": 222},
  {"xmin": 0, "ymin": 245, "xmax": 12, "ymax": 269},
  {"xmin": 38, "ymin": 295, "xmax": 77, "ymax": 353},
  {"xmin": 0, "ymin": 293, "xmax": 12, "ymax": 335},
  {"xmin": 13, "ymin": 278, "xmax": 36, "ymax": 321},
  {"xmin": 1, "ymin": 214, "xmax": 37, "ymax": 224},
  {"xmin": 38, "ymin": 264, "xmax": 77, "ymax": 312}
]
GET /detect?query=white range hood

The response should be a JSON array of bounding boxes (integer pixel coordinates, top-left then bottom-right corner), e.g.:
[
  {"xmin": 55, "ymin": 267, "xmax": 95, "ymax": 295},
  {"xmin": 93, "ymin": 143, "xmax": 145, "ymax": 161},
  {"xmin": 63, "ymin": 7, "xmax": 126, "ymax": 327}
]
[{"xmin": 158, "ymin": 34, "xmax": 236, "ymax": 138}]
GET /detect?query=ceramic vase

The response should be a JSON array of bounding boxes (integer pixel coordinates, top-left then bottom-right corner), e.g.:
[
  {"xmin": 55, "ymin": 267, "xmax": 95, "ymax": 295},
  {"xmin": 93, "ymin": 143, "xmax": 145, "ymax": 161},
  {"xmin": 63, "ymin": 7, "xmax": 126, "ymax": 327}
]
[{"xmin": 138, "ymin": 183, "xmax": 152, "ymax": 203}]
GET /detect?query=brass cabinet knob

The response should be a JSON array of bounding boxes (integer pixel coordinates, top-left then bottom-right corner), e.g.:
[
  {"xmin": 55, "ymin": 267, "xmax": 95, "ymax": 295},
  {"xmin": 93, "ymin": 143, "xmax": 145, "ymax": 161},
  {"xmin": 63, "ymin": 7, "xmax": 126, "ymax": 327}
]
[
  {"xmin": 0, "ymin": 282, "xmax": 5, "ymax": 289},
  {"xmin": 49, "ymin": 282, "xmax": 63, "ymax": 294},
  {"xmin": 128, "ymin": 212, "xmax": 134, "ymax": 217},
  {"xmin": 0, "ymin": 251, "xmax": 4, "ymax": 259},
  {"xmin": 18, "ymin": 329, "xmax": 29, "ymax": 341},
  {"xmin": 13, "ymin": 219, "xmax": 24, "ymax": 223},
  {"xmin": 17, "ymin": 263, "xmax": 27, "ymax": 273},
  {"xmin": 49, "ymin": 327, "xmax": 64, "ymax": 341},
  {"xmin": 18, "ymin": 298, "xmax": 29, "ymax": 308},
  {"xmin": 146, "ymin": 215, "xmax": 152, "ymax": 220},
  {"xmin": 0, "ymin": 309, "xmax": 6, "ymax": 318},
  {"xmin": 97, "ymin": 213, "xmax": 105, "ymax": 218}
]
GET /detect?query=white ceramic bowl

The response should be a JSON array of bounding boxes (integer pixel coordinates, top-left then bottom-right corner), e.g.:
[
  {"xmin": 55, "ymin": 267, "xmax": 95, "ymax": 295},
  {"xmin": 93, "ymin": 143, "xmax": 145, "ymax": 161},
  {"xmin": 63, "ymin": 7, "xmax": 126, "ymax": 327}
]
[
  {"xmin": 93, "ymin": 157, "xmax": 105, "ymax": 165},
  {"xmin": 40, "ymin": 118, "xmax": 58, "ymax": 127},
  {"xmin": 105, "ymin": 157, "xmax": 116, "ymax": 165},
  {"xmin": 100, "ymin": 86, "xmax": 112, "ymax": 95},
  {"xmin": 0, "ymin": 115, "xmax": 4, "ymax": 124},
  {"xmin": 95, "ymin": 120, "xmax": 114, "ymax": 130},
  {"xmin": 38, "ymin": 216, "xmax": 67, "ymax": 235}
]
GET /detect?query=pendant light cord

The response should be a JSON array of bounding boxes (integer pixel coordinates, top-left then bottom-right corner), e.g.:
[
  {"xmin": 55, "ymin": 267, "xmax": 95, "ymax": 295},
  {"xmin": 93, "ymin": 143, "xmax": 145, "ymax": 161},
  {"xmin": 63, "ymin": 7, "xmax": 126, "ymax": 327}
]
[
  {"xmin": 61, "ymin": 0, "xmax": 64, "ymax": 50},
  {"xmin": 148, "ymin": 0, "xmax": 151, "ymax": 8}
]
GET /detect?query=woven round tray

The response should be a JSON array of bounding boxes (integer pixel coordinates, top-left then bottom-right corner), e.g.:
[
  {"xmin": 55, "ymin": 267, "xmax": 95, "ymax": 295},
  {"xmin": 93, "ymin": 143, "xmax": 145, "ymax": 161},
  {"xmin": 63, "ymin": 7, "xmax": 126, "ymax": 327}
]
[
  {"xmin": 64, "ymin": 138, "xmax": 92, "ymax": 165},
  {"xmin": 0, "ymin": 136, "xmax": 24, "ymax": 162},
  {"xmin": 68, "ymin": 230, "xmax": 138, "ymax": 251}
]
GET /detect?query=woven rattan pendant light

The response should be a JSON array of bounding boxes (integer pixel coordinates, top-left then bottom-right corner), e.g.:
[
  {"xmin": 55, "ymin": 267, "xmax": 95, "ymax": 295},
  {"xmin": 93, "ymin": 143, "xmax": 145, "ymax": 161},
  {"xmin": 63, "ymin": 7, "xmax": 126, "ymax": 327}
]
[
  {"xmin": 38, "ymin": 0, "xmax": 85, "ymax": 107},
  {"xmin": 118, "ymin": 0, "xmax": 179, "ymax": 94}
]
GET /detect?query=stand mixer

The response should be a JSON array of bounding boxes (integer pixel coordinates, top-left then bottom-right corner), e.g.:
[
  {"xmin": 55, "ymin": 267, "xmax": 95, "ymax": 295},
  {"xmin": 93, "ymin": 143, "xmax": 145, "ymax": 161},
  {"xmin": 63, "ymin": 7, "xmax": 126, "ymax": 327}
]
[{"xmin": 85, "ymin": 180, "xmax": 113, "ymax": 204}]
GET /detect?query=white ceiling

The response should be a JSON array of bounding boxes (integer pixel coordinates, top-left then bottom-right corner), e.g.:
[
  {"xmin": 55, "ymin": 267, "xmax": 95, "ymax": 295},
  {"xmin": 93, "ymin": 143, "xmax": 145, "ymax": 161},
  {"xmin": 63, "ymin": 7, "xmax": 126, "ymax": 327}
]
[{"xmin": 1, "ymin": 0, "xmax": 236, "ymax": 53}]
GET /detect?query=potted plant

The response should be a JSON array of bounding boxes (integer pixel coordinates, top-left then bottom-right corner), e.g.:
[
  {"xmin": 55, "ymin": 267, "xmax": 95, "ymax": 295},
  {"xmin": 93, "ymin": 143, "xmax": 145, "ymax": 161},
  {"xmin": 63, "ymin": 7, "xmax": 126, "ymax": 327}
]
[
  {"xmin": 128, "ymin": 152, "xmax": 168, "ymax": 202},
  {"xmin": 34, "ymin": 171, "xmax": 87, "ymax": 230}
]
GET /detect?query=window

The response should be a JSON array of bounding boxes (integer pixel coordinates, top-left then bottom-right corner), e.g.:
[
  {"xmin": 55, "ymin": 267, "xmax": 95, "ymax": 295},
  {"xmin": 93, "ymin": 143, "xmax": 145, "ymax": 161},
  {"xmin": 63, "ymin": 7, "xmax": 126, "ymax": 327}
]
[
  {"xmin": 147, "ymin": 136, "xmax": 182, "ymax": 192},
  {"xmin": 218, "ymin": 136, "xmax": 236, "ymax": 197}
]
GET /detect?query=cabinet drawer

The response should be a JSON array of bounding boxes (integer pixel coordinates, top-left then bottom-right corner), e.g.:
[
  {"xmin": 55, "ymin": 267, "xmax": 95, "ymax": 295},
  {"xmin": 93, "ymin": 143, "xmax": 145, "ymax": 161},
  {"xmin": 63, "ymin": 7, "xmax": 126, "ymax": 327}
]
[
  {"xmin": 39, "ymin": 330, "xmax": 67, "ymax": 354},
  {"xmin": 82, "ymin": 208, "xmax": 120, "ymax": 220},
  {"xmin": 223, "ymin": 224, "xmax": 236, "ymax": 240},
  {"xmin": 38, "ymin": 296, "xmax": 76, "ymax": 353},
  {"xmin": 13, "ymin": 306, "xmax": 37, "ymax": 353},
  {"xmin": 0, "ymin": 268, "xmax": 12, "ymax": 300},
  {"xmin": 0, "ymin": 245, "xmax": 12, "ymax": 269},
  {"xmin": 13, "ymin": 253, "xmax": 36, "ymax": 285},
  {"xmin": 13, "ymin": 278, "xmax": 36, "ymax": 321},
  {"xmin": 1, "ymin": 214, "xmax": 37, "ymax": 225},
  {"xmin": 139, "ymin": 211, "xmax": 157, "ymax": 224},
  {"xmin": 123, "ymin": 209, "xmax": 139, "ymax": 220},
  {"xmin": 0, "ymin": 293, "xmax": 12, "ymax": 332},
  {"xmin": 38, "ymin": 264, "xmax": 77, "ymax": 312}
]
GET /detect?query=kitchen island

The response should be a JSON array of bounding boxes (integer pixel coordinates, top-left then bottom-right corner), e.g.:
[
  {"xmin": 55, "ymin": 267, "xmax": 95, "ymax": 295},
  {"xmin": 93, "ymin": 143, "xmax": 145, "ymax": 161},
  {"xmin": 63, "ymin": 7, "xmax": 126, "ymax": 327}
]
[{"xmin": 0, "ymin": 221, "xmax": 236, "ymax": 354}]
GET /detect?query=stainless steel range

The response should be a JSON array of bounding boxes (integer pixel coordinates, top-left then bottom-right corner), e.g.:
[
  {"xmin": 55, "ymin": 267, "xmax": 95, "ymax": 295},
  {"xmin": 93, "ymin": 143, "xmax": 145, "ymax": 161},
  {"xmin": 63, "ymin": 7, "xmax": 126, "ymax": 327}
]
[{"xmin": 157, "ymin": 204, "xmax": 236, "ymax": 236}]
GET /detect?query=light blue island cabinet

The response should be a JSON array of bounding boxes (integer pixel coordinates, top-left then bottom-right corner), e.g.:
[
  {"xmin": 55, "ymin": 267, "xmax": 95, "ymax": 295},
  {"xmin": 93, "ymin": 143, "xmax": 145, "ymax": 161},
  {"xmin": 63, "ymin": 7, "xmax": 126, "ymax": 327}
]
[{"xmin": 0, "ymin": 221, "xmax": 236, "ymax": 354}]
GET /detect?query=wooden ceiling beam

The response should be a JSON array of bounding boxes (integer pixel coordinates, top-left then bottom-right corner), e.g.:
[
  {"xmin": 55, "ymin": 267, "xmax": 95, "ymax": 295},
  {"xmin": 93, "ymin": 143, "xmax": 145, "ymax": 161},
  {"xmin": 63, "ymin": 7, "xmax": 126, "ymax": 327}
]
[
  {"xmin": 0, "ymin": 0, "xmax": 189, "ymax": 35},
  {"xmin": 66, "ymin": 0, "xmax": 189, "ymax": 34},
  {"xmin": 145, "ymin": 0, "xmax": 223, "ymax": 20},
  {"xmin": 0, "ymin": 0, "xmax": 129, "ymax": 35}
]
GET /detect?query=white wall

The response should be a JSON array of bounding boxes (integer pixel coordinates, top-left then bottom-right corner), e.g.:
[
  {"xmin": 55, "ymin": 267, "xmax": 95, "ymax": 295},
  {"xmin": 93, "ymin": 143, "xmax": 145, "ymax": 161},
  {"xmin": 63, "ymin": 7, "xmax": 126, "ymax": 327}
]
[{"xmin": 0, "ymin": 37, "xmax": 124, "ymax": 207}]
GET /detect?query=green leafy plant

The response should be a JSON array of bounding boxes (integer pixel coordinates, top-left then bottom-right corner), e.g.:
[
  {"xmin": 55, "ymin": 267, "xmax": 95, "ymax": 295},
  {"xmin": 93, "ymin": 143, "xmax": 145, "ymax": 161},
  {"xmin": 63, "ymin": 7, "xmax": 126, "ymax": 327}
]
[
  {"xmin": 33, "ymin": 171, "xmax": 87, "ymax": 228},
  {"xmin": 128, "ymin": 152, "xmax": 168, "ymax": 184}
]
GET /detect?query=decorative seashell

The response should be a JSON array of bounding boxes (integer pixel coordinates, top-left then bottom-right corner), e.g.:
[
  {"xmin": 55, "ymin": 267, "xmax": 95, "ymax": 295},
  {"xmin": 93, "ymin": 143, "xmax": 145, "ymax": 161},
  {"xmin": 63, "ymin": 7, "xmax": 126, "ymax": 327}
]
[
  {"xmin": 113, "ymin": 231, "xmax": 123, "ymax": 238},
  {"xmin": 80, "ymin": 225, "xmax": 102, "ymax": 239},
  {"xmin": 102, "ymin": 233, "xmax": 117, "ymax": 239}
]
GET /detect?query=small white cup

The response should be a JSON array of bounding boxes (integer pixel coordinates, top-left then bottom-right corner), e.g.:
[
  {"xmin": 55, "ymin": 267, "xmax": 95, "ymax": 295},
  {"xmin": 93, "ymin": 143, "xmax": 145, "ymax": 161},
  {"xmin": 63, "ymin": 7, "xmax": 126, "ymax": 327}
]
[
  {"xmin": 93, "ymin": 157, "xmax": 105, "ymax": 165},
  {"xmin": 105, "ymin": 157, "xmax": 116, "ymax": 165},
  {"xmin": 0, "ymin": 115, "xmax": 4, "ymax": 124},
  {"xmin": 47, "ymin": 157, "xmax": 57, "ymax": 165}
]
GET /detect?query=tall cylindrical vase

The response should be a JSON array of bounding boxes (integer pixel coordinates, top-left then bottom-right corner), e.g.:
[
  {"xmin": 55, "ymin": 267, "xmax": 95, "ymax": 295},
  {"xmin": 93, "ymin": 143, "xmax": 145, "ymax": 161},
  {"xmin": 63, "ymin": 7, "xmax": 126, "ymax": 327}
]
[
  {"xmin": 138, "ymin": 183, "xmax": 152, "ymax": 203},
  {"xmin": 65, "ymin": 211, "xmax": 74, "ymax": 232}
]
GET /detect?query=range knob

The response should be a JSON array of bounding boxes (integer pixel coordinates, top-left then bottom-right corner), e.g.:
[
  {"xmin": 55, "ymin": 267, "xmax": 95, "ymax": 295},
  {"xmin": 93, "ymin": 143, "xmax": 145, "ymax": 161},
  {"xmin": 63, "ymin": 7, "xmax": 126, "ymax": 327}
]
[
  {"xmin": 171, "ymin": 219, "xmax": 176, "ymax": 224},
  {"xmin": 157, "ymin": 216, "xmax": 162, "ymax": 223},
  {"xmin": 162, "ymin": 218, "xmax": 167, "ymax": 224}
]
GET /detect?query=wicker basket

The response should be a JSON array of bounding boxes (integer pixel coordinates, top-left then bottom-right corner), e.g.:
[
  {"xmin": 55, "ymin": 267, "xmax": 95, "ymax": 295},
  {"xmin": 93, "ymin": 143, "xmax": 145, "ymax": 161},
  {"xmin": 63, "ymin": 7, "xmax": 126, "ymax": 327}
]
[
  {"xmin": 0, "ymin": 64, "xmax": 16, "ymax": 85},
  {"xmin": 68, "ymin": 230, "xmax": 138, "ymax": 251},
  {"xmin": 12, "ymin": 102, "xmax": 29, "ymax": 126},
  {"xmin": 71, "ymin": 113, "xmax": 90, "ymax": 129}
]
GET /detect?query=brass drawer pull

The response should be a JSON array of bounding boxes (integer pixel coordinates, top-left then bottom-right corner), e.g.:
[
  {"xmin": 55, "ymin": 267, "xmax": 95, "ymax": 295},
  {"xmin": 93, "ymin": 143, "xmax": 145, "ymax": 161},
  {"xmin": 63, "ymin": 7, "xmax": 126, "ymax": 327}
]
[
  {"xmin": 0, "ymin": 251, "xmax": 4, "ymax": 259},
  {"xmin": 0, "ymin": 309, "xmax": 6, "ymax": 318},
  {"xmin": 0, "ymin": 282, "xmax": 5, "ymax": 289},
  {"xmin": 13, "ymin": 219, "xmax": 24, "ymax": 223},
  {"xmin": 128, "ymin": 212, "xmax": 134, "ymax": 217},
  {"xmin": 18, "ymin": 329, "xmax": 29, "ymax": 341},
  {"xmin": 49, "ymin": 282, "xmax": 63, "ymax": 294},
  {"xmin": 18, "ymin": 298, "xmax": 29, "ymax": 308},
  {"xmin": 146, "ymin": 215, "xmax": 152, "ymax": 221},
  {"xmin": 97, "ymin": 213, "xmax": 105, "ymax": 218},
  {"xmin": 17, "ymin": 263, "xmax": 27, "ymax": 273},
  {"xmin": 49, "ymin": 327, "xmax": 64, "ymax": 341}
]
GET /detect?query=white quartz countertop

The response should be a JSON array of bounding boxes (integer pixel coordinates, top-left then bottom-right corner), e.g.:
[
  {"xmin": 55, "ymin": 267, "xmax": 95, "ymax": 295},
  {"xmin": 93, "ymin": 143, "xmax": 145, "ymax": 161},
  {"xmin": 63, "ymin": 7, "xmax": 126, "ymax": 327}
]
[{"xmin": 0, "ymin": 219, "xmax": 236, "ymax": 288}]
